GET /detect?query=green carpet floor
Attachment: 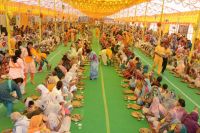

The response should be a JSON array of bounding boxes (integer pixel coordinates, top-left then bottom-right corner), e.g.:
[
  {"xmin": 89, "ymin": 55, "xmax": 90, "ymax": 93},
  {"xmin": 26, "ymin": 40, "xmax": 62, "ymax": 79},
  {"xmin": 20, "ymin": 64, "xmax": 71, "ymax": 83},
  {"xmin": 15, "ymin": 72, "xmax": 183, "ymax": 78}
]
[
  {"xmin": 1, "ymin": 31, "xmax": 200, "ymax": 132},
  {"xmin": 71, "ymin": 32, "xmax": 148, "ymax": 133}
]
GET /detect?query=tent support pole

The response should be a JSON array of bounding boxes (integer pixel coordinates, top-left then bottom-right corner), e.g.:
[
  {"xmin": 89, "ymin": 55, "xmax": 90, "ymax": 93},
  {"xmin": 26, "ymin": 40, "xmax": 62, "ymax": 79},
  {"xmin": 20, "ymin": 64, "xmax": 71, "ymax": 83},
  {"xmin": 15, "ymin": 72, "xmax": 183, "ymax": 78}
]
[
  {"xmin": 131, "ymin": 5, "xmax": 138, "ymax": 52},
  {"xmin": 134, "ymin": 5, "xmax": 137, "ymax": 20},
  {"xmin": 38, "ymin": 0, "xmax": 42, "ymax": 43},
  {"xmin": 158, "ymin": 0, "xmax": 165, "ymax": 45},
  {"xmin": 54, "ymin": 0, "xmax": 56, "ymax": 34},
  {"xmin": 143, "ymin": 2, "xmax": 148, "ymax": 40},
  {"xmin": 4, "ymin": 0, "xmax": 12, "ymax": 55},
  {"xmin": 62, "ymin": 0, "xmax": 64, "ymax": 34},
  {"xmin": 189, "ymin": 11, "xmax": 200, "ymax": 61}
]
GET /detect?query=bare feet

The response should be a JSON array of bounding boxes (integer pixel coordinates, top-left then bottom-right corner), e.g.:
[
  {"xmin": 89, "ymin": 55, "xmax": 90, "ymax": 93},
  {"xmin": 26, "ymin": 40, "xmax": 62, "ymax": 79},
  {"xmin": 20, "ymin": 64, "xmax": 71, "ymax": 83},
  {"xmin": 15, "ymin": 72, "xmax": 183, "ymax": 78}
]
[
  {"xmin": 38, "ymin": 70, "xmax": 43, "ymax": 73},
  {"xmin": 193, "ymin": 106, "xmax": 198, "ymax": 113},
  {"xmin": 47, "ymin": 64, "xmax": 51, "ymax": 70}
]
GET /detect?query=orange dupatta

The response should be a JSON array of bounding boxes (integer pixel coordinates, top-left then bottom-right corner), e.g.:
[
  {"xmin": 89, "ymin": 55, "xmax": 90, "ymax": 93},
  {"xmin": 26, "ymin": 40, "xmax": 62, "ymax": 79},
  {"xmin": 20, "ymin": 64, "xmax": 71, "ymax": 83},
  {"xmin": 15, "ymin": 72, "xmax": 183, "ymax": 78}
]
[{"xmin": 28, "ymin": 115, "xmax": 50, "ymax": 133}]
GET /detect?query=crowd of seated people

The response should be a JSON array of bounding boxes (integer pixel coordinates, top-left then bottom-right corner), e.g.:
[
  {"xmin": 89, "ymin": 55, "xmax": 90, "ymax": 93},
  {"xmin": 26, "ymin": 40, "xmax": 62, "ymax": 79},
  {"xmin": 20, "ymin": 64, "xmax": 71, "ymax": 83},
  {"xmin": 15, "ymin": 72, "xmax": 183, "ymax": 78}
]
[
  {"xmin": 132, "ymin": 26, "xmax": 200, "ymax": 89},
  {"xmin": 0, "ymin": 21, "xmax": 200, "ymax": 133},
  {"xmin": 99, "ymin": 25, "xmax": 200, "ymax": 133},
  {"xmin": 1, "ymin": 25, "xmax": 92, "ymax": 133},
  {"xmin": 0, "ymin": 22, "xmax": 66, "ymax": 80}
]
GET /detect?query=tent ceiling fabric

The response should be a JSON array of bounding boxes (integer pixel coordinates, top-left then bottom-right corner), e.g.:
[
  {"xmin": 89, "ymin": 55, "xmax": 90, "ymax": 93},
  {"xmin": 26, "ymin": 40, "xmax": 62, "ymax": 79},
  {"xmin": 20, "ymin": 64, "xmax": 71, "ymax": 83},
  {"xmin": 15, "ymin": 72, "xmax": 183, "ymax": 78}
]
[
  {"xmin": 11, "ymin": 0, "xmax": 84, "ymax": 16},
  {"xmin": 109, "ymin": 0, "xmax": 200, "ymax": 18},
  {"xmin": 11, "ymin": 0, "xmax": 149, "ymax": 18},
  {"xmin": 8, "ymin": 0, "xmax": 200, "ymax": 18},
  {"xmin": 63, "ymin": 0, "xmax": 149, "ymax": 18}
]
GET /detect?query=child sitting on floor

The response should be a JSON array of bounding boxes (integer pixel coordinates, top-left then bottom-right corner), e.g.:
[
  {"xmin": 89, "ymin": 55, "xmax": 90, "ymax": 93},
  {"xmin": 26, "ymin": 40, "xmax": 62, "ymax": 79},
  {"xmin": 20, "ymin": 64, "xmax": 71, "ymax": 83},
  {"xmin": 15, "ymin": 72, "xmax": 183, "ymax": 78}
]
[
  {"xmin": 129, "ymin": 76, "xmax": 136, "ymax": 90},
  {"xmin": 151, "ymin": 76, "xmax": 163, "ymax": 87},
  {"xmin": 45, "ymin": 75, "xmax": 57, "ymax": 91},
  {"xmin": 23, "ymin": 97, "xmax": 43, "ymax": 119}
]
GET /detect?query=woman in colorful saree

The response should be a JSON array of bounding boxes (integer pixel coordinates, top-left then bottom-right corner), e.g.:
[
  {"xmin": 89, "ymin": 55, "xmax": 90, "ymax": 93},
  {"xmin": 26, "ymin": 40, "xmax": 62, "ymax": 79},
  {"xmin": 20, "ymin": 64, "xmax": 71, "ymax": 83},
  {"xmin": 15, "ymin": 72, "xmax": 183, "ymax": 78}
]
[
  {"xmin": 9, "ymin": 50, "xmax": 24, "ymax": 80},
  {"xmin": 172, "ymin": 98, "xmax": 187, "ymax": 121},
  {"xmin": 142, "ymin": 96, "xmax": 167, "ymax": 130},
  {"xmin": 87, "ymin": 49, "xmax": 99, "ymax": 80},
  {"xmin": 9, "ymin": 50, "xmax": 25, "ymax": 94},
  {"xmin": 181, "ymin": 107, "xmax": 200, "ymax": 133}
]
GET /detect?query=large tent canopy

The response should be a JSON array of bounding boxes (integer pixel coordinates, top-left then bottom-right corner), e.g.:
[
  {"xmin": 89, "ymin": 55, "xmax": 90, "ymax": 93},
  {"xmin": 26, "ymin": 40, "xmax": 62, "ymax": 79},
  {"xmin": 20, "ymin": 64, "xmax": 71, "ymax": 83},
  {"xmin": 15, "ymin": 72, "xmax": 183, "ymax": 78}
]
[
  {"xmin": 109, "ymin": 0, "xmax": 200, "ymax": 18},
  {"xmin": 63, "ymin": 0, "xmax": 148, "ymax": 18},
  {"xmin": 108, "ymin": 0, "xmax": 200, "ymax": 24},
  {"xmin": 1, "ymin": 0, "xmax": 200, "ymax": 23},
  {"xmin": 10, "ymin": 0, "xmax": 84, "ymax": 16},
  {"xmin": 3, "ymin": 0, "xmax": 149, "ymax": 18}
]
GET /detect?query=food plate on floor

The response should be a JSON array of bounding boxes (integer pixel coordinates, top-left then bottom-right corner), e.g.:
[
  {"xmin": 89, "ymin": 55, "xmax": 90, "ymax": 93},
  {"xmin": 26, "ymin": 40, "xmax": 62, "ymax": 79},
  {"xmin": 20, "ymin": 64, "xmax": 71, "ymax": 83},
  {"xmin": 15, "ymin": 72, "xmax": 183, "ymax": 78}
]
[
  {"xmin": 139, "ymin": 128, "xmax": 152, "ymax": 133},
  {"xmin": 31, "ymin": 95, "xmax": 39, "ymax": 100},
  {"xmin": 78, "ymin": 87, "xmax": 84, "ymax": 90},
  {"xmin": 72, "ymin": 100, "xmax": 83, "ymax": 108},
  {"xmin": 1, "ymin": 74, "xmax": 9, "ymax": 79},
  {"xmin": 119, "ymin": 74, "xmax": 124, "ymax": 77},
  {"xmin": 188, "ymin": 84, "xmax": 196, "ymax": 89},
  {"xmin": 121, "ymin": 84, "xmax": 129, "ymax": 88},
  {"xmin": 131, "ymin": 111, "xmax": 144, "ymax": 120},
  {"xmin": 124, "ymin": 95, "xmax": 137, "ymax": 101},
  {"xmin": 123, "ymin": 90, "xmax": 134, "ymax": 94},
  {"xmin": 196, "ymin": 92, "xmax": 200, "ymax": 95},
  {"xmin": 2, "ymin": 129, "xmax": 12, "ymax": 133},
  {"xmin": 127, "ymin": 104, "xmax": 141, "ymax": 110},
  {"xmin": 74, "ymin": 94, "xmax": 84, "ymax": 100},
  {"xmin": 71, "ymin": 114, "xmax": 82, "ymax": 122},
  {"xmin": 181, "ymin": 79, "xmax": 187, "ymax": 83},
  {"xmin": 122, "ymin": 79, "xmax": 129, "ymax": 83},
  {"xmin": 78, "ymin": 82, "xmax": 85, "ymax": 86},
  {"xmin": 174, "ymin": 74, "xmax": 180, "ymax": 78}
]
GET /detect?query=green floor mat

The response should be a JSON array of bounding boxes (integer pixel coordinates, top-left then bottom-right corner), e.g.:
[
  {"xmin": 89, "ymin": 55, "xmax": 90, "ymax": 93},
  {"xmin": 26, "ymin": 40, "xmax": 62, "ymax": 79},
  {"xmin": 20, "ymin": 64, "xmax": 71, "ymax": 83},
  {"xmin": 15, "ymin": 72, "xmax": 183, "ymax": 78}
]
[{"xmin": 71, "ymin": 31, "xmax": 149, "ymax": 133}]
